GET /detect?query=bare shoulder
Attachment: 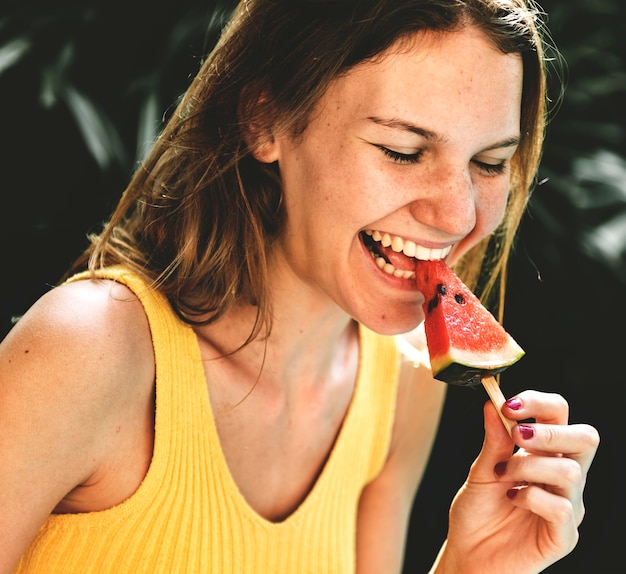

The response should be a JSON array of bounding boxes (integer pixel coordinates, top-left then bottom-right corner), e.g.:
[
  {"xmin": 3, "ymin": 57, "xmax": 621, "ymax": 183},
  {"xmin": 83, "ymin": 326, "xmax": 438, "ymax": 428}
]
[
  {"xmin": 2, "ymin": 278, "xmax": 154, "ymax": 393},
  {"xmin": 13, "ymin": 277, "xmax": 148, "ymax": 346},
  {"xmin": 1, "ymin": 277, "xmax": 156, "ymax": 460},
  {"xmin": 0, "ymin": 278, "xmax": 155, "ymax": 568}
]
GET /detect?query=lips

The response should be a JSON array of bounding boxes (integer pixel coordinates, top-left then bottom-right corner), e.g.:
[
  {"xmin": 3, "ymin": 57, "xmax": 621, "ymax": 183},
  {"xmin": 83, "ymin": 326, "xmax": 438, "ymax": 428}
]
[{"xmin": 361, "ymin": 230, "xmax": 452, "ymax": 279}]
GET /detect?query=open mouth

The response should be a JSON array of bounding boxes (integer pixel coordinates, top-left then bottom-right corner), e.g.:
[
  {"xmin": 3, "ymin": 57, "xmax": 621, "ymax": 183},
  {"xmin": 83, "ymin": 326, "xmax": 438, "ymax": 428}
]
[{"xmin": 361, "ymin": 229, "xmax": 452, "ymax": 280}]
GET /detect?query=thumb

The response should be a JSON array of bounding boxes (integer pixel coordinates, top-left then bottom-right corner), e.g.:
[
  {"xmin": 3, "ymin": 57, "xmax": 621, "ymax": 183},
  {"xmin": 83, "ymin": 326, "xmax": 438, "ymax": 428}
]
[{"xmin": 469, "ymin": 401, "xmax": 515, "ymax": 481}]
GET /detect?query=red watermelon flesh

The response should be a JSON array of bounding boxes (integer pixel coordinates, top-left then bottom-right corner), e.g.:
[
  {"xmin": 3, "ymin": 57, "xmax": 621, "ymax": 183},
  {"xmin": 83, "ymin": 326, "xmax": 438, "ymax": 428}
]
[{"xmin": 414, "ymin": 259, "xmax": 524, "ymax": 387}]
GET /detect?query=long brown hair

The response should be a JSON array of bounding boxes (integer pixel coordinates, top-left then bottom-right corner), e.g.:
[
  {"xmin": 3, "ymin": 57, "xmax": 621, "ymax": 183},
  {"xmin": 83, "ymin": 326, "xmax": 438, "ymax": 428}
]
[{"xmin": 67, "ymin": 0, "xmax": 558, "ymax": 336}]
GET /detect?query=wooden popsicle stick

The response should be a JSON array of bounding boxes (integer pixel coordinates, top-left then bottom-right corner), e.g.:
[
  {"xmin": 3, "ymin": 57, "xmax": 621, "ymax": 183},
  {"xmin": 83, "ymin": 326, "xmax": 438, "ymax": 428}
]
[{"xmin": 481, "ymin": 375, "xmax": 516, "ymax": 438}]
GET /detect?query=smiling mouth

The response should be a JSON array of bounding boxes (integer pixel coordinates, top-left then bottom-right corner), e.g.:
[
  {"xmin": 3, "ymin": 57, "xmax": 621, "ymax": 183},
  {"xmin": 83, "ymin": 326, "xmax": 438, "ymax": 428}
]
[{"xmin": 361, "ymin": 229, "xmax": 452, "ymax": 279}]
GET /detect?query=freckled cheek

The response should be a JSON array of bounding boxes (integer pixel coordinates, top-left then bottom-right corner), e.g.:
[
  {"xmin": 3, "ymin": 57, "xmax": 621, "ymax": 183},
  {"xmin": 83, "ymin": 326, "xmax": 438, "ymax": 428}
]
[{"xmin": 476, "ymin": 183, "xmax": 510, "ymax": 235}]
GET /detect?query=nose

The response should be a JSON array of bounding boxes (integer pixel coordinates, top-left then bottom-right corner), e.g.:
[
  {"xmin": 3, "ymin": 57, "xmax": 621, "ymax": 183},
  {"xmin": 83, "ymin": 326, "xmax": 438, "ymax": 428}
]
[{"xmin": 409, "ymin": 164, "xmax": 477, "ymax": 239}]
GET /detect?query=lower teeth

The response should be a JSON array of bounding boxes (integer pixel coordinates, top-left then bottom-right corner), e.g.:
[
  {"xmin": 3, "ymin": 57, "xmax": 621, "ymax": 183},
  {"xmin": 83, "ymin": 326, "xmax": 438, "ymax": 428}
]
[{"xmin": 369, "ymin": 250, "xmax": 415, "ymax": 279}]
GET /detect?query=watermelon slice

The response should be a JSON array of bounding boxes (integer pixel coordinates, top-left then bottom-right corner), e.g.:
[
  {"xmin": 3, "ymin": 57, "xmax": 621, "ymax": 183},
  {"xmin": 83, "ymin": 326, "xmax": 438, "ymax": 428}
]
[
  {"xmin": 414, "ymin": 259, "xmax": 524, "ymax": 387},
  {"xmin": 414, "ymin": 259, "xmax": 524, "ymax": 435}
]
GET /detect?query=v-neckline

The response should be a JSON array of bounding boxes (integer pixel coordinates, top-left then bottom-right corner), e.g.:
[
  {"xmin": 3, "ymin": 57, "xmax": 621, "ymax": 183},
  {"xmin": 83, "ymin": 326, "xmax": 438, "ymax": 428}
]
[{"xmin": 192, "ymin": 326, "xmax": 365, "ymax": 527}]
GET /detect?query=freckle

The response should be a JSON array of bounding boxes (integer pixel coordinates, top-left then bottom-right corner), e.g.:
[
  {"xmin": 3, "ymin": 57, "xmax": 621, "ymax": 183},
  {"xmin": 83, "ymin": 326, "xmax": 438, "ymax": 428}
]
[
  {"xmin": 24, "ymin": 349, "xmax": 30, "ymax": 354},
  {"xmin": 115, "ymin": 426, "xmax": 121, "ymax": 433}
]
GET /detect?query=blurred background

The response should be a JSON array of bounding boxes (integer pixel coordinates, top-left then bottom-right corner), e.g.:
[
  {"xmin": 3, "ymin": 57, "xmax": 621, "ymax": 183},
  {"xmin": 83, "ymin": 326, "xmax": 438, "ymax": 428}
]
[{"xmin": 1, "ymin": 0, "xmax": 624, "ymax": 572}]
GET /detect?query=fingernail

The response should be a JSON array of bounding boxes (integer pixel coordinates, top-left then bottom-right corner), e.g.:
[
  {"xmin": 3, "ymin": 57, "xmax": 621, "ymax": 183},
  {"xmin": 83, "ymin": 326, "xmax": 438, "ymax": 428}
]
[
  {"xmin": 505, "ymin": 397, "xmax": 522, "ymax": 411},
  {"xmin": 506, "ymin": 488, "xmax": 519, "ymax": 499},
  {"xmin": 494, "ymin": 461, "xmax": 507, "ymax": 477},
  {"xmin": 518, "ymin": 424, "xmax": 535, "ymax": 440}
]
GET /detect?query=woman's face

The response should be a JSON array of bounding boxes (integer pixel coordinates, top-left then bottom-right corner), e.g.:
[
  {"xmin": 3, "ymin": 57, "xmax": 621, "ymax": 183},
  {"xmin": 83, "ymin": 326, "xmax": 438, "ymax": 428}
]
[{"xmin": 259, "ymin": 25, "xmax": 523, "ymax": 335}]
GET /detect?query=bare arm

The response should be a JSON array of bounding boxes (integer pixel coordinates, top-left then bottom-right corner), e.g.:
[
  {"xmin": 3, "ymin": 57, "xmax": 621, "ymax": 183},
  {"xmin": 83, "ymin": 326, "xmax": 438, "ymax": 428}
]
[
  {"xmin": 356, "ymin": 332, "xmax": 447, "ymax": 574},
  {"xmin": 0, "ymin": 280, "xmax": 154, "ymax": 572}
]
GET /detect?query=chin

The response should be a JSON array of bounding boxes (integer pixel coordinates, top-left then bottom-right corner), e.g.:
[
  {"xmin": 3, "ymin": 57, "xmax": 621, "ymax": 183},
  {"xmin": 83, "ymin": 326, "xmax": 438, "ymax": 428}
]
[{"xmin": 358, "ymin": 313, "xmax": 423, "ymax": 337}]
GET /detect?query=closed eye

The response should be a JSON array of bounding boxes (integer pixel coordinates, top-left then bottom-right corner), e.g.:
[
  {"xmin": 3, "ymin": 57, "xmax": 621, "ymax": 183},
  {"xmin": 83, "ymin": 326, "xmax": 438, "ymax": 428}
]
[
  {"xmin": 376, "ymin": 145, "xmax": 424, "ymax": 165},
  {"xmin": 472, "ymin": 159, "xmax": 508, "ymax": 176}
]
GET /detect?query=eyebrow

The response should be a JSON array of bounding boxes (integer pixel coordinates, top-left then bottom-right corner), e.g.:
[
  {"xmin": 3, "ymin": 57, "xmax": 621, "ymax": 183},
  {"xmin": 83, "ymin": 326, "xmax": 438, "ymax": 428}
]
[
  {"xmin": 367, "ymin": 116, "xmax": 443, "ymax": 142},
  {"xmin": 367, "ymin": 115, "xmax": 520, "ymax": 151},
  {"xmin": 481, "ymin": 136, "xmax": 521, "ymax": 151}
]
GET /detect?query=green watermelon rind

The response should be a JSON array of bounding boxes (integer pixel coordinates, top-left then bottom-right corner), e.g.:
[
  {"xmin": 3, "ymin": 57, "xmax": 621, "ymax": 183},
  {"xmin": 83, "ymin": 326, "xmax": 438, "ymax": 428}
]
[
  {"xmin": 430, "ymin": 342, "xmax": 525, "ymax": 387},
  {"xmin": 431, "ymin": 363, "xmax": 509, "ymax": 387}
]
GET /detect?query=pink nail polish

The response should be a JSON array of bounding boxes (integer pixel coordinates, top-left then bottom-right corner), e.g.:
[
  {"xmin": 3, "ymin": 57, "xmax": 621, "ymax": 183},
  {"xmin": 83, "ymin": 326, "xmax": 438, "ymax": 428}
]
[
  {"xmin": 505, "ymin": 397, "xmax": 522, "ymax": 411},
  {"xmin": 518, "ymin": 424, "xmax": 534, "ymax": 440}
]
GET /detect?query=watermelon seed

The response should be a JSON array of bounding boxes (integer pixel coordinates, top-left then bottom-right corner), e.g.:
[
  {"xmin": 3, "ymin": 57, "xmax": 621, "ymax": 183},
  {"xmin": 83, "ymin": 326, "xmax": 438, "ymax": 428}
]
[
  {"xmin": 427, "ymin": 295, "xmax": 439, "ymax": 313},
  {"xmin": 454, "ymin": 294, "xmax": 465, "ymax": 304},
  {"xmin": 436, "ymin": 284, "xmax": 447, "ymax": 296}
]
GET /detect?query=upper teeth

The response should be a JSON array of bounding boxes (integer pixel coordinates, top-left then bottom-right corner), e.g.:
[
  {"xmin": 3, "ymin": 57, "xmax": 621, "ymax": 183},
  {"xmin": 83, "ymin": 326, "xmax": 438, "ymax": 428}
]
[{"xmin": 364, "ymin": 230, "xmax": 452, "ymax": 261}]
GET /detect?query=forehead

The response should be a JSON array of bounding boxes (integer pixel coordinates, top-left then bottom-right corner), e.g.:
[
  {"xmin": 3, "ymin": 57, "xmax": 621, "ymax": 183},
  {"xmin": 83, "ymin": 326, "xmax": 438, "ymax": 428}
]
[{"xmin": 315, "ymin": 26, "xmax": 523, "ymax": 142}]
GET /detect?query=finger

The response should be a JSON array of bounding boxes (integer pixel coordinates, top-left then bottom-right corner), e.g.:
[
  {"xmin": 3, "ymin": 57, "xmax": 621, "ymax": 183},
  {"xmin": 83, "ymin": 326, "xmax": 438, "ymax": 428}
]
[
  {"xmin": 498, "ymin": 449, "xmax": 587, "ymax": 524},
  {"xmin": 502, "ymin": 390, "xmax": 569, "ymax": 426},
  {"xmin": 514, "ymin": 420, "xmax": 600, "ymax": 465},
  {"xmin": 512, "ymin": 422, "xmax": 600, "ymax": 473},
  {"xmin": 499, "ymin": 449, "xmax": 582, "ymax": 498},
  {"xmin": 468, "ymin": 401, "xmax": 515, "ymax": 482},
  {"xmin": 504, "ymin": 450, "xmax": 581, "ymax": 488},
  {"xmin": 507, "ymin": 484, "xmax": 580, "ymax": 551}
]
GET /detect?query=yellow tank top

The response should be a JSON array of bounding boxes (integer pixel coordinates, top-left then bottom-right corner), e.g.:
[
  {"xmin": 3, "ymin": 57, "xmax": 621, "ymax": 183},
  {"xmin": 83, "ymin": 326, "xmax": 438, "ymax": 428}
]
[{"xmin": 14, "ymin": 266, "xmax": 400, "ymax": 573}]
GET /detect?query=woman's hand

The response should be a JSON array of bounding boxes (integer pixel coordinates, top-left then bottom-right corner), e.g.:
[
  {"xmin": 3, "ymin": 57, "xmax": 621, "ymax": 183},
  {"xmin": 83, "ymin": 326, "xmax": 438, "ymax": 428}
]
[{"xmin": 430, "ymin": 390, "xmax": 599, "ymax": 574}]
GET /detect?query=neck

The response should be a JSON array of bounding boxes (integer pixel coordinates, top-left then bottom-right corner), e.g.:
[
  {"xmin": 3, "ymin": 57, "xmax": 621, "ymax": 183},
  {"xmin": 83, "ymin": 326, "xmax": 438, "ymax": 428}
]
[{"xmin": 194, "ymin": 288, "xmax": 359, "ymax": 406}]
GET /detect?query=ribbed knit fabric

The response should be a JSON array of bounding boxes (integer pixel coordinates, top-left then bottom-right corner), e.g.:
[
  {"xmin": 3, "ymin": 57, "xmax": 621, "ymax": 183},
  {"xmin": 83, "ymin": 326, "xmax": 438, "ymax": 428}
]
[{"xmin": 14, "ymin": 265, "xmax": 400, "ymax": 574}]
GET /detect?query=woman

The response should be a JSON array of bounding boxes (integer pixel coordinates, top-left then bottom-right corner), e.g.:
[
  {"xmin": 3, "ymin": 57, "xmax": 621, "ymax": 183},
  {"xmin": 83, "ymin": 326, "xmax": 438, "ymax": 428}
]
[{"xmin": 0, "ymin": 0, "xmax": 599, "ymax": 572}]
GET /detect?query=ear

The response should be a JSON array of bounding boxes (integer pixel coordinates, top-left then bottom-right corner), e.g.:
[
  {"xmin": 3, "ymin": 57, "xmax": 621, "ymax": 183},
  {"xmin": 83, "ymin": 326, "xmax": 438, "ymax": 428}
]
[
  {"xmin": 249, "ymin": 135, "xmax": 280, "ymax": 164},
  {"xmin": 239, "ymin": 83, "xmax": 280, "ymax": 164}
]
